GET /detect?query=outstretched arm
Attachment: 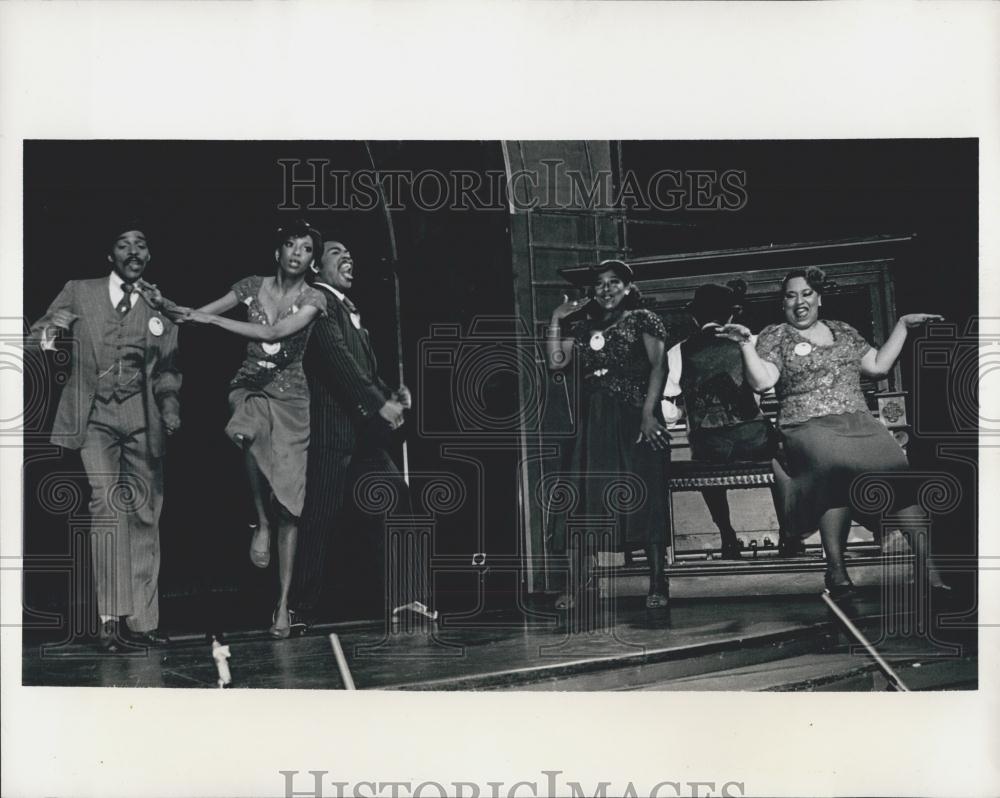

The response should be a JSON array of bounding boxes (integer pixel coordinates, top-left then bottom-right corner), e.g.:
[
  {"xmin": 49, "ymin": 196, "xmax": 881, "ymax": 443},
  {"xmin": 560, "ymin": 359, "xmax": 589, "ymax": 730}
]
[
  {"xmin": 187, "ymin": 304, "xmax": 320, "ymax": 342},
  {"xmin": 716, "ymin": 324, "xmax": 780, "ymax": 392},
  {"xmin": 28, "ymin": 282, "xmax": 78, "ymax": 350},
  {"xmin": 197, "ymin": 291, "xmax": 240, "ymax": 316},
  {"xmin": 861, "ymin": 313, "xmax": 944, "ymax": 378}
]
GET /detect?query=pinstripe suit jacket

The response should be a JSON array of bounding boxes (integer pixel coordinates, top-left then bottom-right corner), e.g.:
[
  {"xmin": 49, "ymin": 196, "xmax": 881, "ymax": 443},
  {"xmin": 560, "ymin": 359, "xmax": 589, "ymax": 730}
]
[
  {"xmin": 28, "ymin": 278, "xmax": 181, "ymax": 457},
  {"xmin": 303, "ymin": 284, "xmax": 390, "ymax": 452}
]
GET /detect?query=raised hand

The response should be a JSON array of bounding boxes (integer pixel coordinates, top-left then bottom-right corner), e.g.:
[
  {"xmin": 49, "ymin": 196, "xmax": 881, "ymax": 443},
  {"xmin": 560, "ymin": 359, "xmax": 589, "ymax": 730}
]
[
  {"xmin": 551, "ymin": 295, "xmax": 590, "ymax": 322},
  {"xmin": 714, "ymin": 323, "xmax": 753, "ymax": 344},
  {"xmin": 898, "ymin": 313, "xmax": 945, "ymax": 329}
]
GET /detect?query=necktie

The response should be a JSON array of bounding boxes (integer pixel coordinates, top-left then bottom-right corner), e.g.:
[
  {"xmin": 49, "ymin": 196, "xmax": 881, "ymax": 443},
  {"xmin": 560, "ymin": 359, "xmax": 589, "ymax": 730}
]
[{"xmin": 116, "ymin": 283, "xmax": 133, "ymax": 316}]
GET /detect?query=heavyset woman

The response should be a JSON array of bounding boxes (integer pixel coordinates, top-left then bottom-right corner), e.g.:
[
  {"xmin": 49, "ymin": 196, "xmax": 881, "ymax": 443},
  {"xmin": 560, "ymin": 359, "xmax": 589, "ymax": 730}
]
[
  {"xmin": 545, "ymin": 260, "xmax": 671, "ymax": 609},
  {"xmin": 172, "ymin": 221, "xmax": 327, "ymax": 636},
  {"xmin": 718, "ymin": 267, "xmax": 945, "ymax": 597}
]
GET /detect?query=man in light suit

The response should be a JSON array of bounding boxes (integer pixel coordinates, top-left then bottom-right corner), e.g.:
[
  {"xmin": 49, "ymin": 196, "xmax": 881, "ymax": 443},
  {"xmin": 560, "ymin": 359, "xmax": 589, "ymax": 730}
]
[
  {"xmin": 290, "ymin": 238, "xmax": 425, "ymax": 623},
  {"xmin": 30, "ymin": 223, "xmax": 181, "ymax": 652}
]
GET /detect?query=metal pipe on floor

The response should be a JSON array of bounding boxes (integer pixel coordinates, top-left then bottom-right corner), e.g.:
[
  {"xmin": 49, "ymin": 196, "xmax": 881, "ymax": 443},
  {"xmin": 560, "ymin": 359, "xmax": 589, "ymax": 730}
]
[
  {"xmin": 328, "ymin": 633, "xmax": 357, "ymax": 690},
  {"xmin": 821, "ymin": 590, "xmax": 911, "ymax": 692}
]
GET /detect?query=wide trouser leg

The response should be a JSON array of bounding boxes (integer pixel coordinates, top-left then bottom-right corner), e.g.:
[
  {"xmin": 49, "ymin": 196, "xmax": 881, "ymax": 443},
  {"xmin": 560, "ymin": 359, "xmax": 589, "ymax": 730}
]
[
  {"xmin": 79, "ymin": 406, "xmax": 162, "ymax": 633},
  {"xmin": 80, "ymin": 423, "xmax": 133, "ymax": 621},
  {"xmin": 346, "ymin": 419, "xmax": 426, "ymax": 613},
  {"xmin": 119, "ymin": 430, "xmax": 163, "ymax": 634},
  {"xmin": 290, "ymin": 447, "xmax": 351, "ymax": 612}
]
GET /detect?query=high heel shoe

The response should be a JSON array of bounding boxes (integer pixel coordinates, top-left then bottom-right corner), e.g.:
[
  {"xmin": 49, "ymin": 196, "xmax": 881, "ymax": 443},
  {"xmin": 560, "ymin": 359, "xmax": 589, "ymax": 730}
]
[
  {"xmin": 824, "ymin": 571, "xmax": 856, "ymax": 600},
  {"xmin": 268, "ymin": 605, "xmax": 306, "ymax": 639},
  {"xmin": 249, "ymin": 523, "xmax": 270, "ymax": 569}
]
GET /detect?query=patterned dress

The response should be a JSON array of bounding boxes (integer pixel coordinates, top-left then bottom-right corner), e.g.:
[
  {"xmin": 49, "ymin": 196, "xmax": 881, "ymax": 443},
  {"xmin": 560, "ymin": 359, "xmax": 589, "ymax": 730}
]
[
  {"xmin": 755, "ymin": 320, "xmax": 909, "ymax": 536},
  {"xmin": 225, "ymin": 276, "xmax": 327, "ymax": 517},
  {"xmin": 548, "ymin": 309, "xmax": 670, "ymax": 553}
]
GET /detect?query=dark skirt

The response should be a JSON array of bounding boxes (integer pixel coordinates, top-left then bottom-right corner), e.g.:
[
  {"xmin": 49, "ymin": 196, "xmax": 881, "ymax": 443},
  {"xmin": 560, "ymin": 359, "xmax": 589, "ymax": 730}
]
[
  {"xmin": 775, "ymin": 410, "xmax": 909, "ymax": 537},
  {"xmin": 547, "ymin": 390, "xmax": 669, "ymax": 553}
]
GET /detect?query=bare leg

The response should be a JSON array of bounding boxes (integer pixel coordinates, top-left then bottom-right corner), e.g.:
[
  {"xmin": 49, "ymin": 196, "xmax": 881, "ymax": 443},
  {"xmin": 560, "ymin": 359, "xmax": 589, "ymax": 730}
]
[
  {"xmin": 242, "ymin": 440, "xmax": 271, "ymax": 568},
  {"xmin": 819, "ymin": 506, "xmax": 853, "ymax": 589},
  {"xmin": 894, "ymin": 504, "xmax": 948, "ymax": 589},
  {"xmin": 270, "ymin": 504, "xmax": 299, "ymax": 636}
]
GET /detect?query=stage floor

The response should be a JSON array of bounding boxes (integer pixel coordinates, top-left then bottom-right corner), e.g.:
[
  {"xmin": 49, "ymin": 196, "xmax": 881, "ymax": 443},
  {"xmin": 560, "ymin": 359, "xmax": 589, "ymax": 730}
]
[{"xmin": 22, "ymin": 589, "xmax": 977, "ymax": 691}]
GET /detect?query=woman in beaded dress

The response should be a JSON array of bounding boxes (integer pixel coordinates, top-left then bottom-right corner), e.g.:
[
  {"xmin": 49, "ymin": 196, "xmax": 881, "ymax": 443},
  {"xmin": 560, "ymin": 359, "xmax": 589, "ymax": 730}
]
[
  {"xmin": 178, "ymin": 221, "xmax": 327, "ymax": 636},
  {"xmin": 717, "ymin": 267, "xmax": 947, "ymax": 598},
  {"xmin": 545, "ymin": 260, "xmax": 671, "ymax": 609}
]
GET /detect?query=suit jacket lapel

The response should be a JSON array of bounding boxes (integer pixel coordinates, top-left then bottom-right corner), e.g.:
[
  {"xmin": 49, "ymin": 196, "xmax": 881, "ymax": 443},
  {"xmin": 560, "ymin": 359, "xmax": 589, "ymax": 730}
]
[{"xmin": 82, "ymin": 279, "xmax": 108, "ymax": 368}]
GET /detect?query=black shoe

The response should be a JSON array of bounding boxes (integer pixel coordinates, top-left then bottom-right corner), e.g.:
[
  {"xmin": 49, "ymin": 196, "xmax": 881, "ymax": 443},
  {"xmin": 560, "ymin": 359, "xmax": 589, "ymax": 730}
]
[
  {"xmin": 128, "ymin": 628, "xmax": 171, "ymax": 646},
  {"xmin": 778, "ymin": 537, "xmax": 806, "ymax": 558},
  {"xmin": 720, "ymin": 541, "xmax": 743, "ymax": 561},
  {"xmin": 97, "ymin": 619, "xmax": 124, "ymax": 653},
  {"xmin": 824, "ymin": 572, "xmax": 856, "ymax": 601}
]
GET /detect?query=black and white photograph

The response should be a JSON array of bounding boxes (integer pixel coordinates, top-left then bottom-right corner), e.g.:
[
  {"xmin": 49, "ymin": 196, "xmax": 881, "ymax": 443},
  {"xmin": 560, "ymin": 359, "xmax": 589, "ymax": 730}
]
[
  {"xmin": 2, "ymin": 3, "xmax": 998, "ymax": 798},
  {"xmin": 17, "ymin": 137, "xmax": 981, "ymax": 693}
]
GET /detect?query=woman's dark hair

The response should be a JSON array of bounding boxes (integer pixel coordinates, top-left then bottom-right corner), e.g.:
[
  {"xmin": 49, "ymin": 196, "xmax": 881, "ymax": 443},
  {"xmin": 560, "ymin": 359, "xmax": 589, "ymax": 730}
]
[
  {"xmin": 780, "ymin": 267, "xmax": 826, "ymax": 297},
  {"xmin": 275, "ymin": 219, "xmax": 323, "ymax": 259}
]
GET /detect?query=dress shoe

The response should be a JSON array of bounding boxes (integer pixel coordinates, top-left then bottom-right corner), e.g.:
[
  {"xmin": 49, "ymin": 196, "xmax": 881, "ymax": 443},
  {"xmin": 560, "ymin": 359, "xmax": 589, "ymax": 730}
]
[
  {"xmin": 97, "ymin": 619, "xmax": 124, "ymax": 653},
  {"xmin": 128, "ymin": 628, "xmax": 171, "ymax": 646},
  {"xmin": 719, "ymin": 541, "xmax": 743, "ymax": 561},
  {"xmin": 778, "ymin": 537, "xmax": 806, "ymax": 558},
  {"xmin": 824, "ymin": 571, "xmax": 857, "ymax": 601}
]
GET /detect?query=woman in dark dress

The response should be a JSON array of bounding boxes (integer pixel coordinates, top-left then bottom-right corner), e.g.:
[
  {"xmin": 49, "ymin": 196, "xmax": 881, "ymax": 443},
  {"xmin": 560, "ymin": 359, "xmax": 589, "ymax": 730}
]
[
  {"xmin": 545, "ymin": 260, "xmax": 671, "ymax": 609},
  {"xmin": 174, "ymin": 221, "xmax": 327, "ymax": 636},
  {"xmin": 717, "ymin": 267, "xmax": 946, "ymax": 597}
]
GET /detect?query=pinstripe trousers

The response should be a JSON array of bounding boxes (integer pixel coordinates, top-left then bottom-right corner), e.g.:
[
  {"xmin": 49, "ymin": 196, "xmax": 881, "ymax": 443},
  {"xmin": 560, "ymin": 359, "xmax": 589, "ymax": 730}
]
[
  {"xmin": 79, "ymin": 392, "xmax": 163, "ymax": 632},
  {"xmin": 291, "ymin": 416, "xmax": 424, "ymax": 614}
]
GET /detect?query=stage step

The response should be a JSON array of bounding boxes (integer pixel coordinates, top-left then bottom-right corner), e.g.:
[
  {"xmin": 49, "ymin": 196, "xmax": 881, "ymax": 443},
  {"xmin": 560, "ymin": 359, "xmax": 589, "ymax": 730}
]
[
  {"xmin": 630, "ymin": 651, "xmax": 978, "ymax": 692},
  {"xmin": 599, "ymin": 553, "xmax": 913, "ymax": 599},
  {"xmin": 397, "ymin": 606, "xmax": 883, "ymax": 691}
]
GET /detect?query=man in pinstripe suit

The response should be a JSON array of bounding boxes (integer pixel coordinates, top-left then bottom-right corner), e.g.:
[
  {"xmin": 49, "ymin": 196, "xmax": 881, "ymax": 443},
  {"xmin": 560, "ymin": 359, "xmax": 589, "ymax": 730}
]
[
  {"xmin": 29, "ymin": 224, "xmax": 181, "ymax": 652},
  {"xmin": 289, "ymin": 239, "xmax": 412, "ymax": 622}
]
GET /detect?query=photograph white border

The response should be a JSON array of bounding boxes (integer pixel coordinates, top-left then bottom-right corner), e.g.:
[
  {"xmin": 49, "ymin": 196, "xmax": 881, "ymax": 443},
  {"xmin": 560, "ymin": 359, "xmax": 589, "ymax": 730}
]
[{"xmin": 2, "ymin": 3, "xmax": 998, "ymax": 797}]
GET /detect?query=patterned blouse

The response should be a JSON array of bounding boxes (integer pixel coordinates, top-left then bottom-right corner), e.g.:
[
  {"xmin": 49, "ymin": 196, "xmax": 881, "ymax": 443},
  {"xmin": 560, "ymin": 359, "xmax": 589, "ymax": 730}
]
[
  {"xmin": 755, "ymin": 319, "xmax": 873, "ymax": 427},
  {"xmin": 567, "ymin": 309, "xmax": 667, "ymax": 408},
  {"xmin": 227, "ymin": 276, "xmax": 327, "ymax": 394}
]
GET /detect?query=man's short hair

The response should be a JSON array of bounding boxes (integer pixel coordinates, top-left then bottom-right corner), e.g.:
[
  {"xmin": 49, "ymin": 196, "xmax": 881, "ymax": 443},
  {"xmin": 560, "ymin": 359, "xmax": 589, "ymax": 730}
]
[{"xmin": 109, "ymin": 220, "xmax": 149, "ymax": 249}]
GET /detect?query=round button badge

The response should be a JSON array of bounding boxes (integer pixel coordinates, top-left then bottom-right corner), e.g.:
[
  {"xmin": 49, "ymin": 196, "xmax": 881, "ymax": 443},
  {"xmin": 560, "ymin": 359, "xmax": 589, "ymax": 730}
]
[
  {"xmin": 148, "ymin": 317, "xmax": 164, "ymax": 337},
  {"xmin": 262, "ymin": 342, "xmax": 282, "ymax": 355},
  {"xmin": 794, "ymin": 341, "xmax": 812, "ymax": 357},
  {"xmin": 589, "ymin": 331, "xmax": 605, "ymax": 351}
]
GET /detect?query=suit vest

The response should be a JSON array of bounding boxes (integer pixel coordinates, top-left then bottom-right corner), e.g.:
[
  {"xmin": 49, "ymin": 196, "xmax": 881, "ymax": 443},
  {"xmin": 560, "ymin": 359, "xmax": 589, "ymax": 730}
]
[
  {"xmin": 680, "ymin": 329, "xmax": 764, "ymax": 433},
  {"xmin": 93, "ymin": 294, "xmax": 147, "ymax": 402}
]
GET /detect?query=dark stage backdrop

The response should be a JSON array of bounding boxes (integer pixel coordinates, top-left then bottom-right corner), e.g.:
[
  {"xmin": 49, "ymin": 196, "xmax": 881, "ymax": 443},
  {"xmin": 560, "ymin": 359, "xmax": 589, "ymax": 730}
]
[{"xmin": 22, "ymin": 139, "xmax": 978, "ymax": 629}]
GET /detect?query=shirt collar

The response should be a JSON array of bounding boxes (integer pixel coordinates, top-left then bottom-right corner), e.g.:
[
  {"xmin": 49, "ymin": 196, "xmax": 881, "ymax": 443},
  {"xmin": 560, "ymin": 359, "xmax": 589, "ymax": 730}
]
[{"xmin": 315, "ymin": 282, "xmax": 350, "ymax": 305}]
